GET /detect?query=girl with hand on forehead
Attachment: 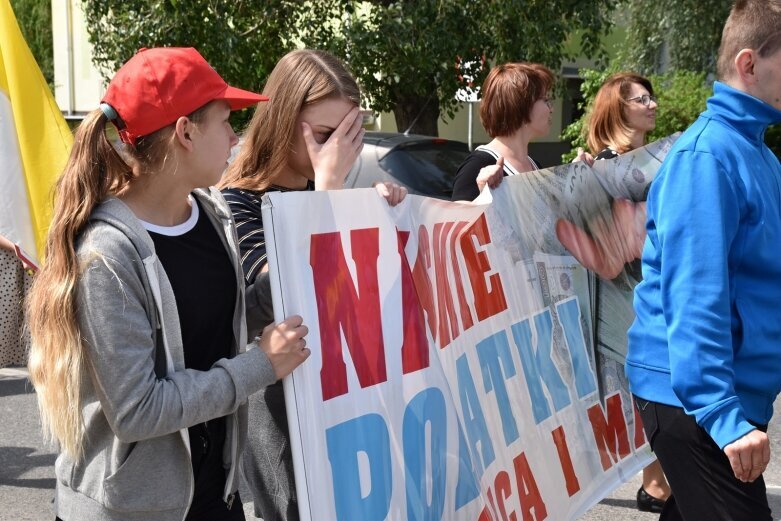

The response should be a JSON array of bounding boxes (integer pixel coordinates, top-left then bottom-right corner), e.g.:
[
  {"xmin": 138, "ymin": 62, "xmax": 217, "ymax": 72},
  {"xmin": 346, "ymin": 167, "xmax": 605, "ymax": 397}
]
[
  {"xmin": 27, "ymin": 47, "xmax": 310, "ymax": 521},
  {"xmin": 219, "ymin": 49, "xmax": 406, "ymax": 521}
]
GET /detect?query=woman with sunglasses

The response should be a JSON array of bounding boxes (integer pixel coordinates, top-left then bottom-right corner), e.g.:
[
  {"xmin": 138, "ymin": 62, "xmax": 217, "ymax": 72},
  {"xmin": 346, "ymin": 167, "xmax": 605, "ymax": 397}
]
[{"xmin": 451, "ymin": 62, "xmax": 555, "ymax": 201}]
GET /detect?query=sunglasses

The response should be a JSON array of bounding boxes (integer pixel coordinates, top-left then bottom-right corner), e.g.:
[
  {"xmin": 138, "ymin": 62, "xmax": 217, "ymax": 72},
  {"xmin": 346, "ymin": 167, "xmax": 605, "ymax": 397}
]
[{"xmin": 626, "ymin": 94, "xmax": 658, "ymax": 107}]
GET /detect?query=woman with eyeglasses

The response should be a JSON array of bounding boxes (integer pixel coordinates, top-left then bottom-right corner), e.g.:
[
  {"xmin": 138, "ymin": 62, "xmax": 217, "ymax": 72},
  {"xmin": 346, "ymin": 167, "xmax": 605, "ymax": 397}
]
[
  {"xmin": 586, "ymin": 72, "xmax": 658, "ymax": 160},
  {"xmin": 584, "ymin": 72, "xmax": 671, "ymax": 514},
  {"xmin": 451, "ymin": 62, "xmax": 555, "ymax": 201}
]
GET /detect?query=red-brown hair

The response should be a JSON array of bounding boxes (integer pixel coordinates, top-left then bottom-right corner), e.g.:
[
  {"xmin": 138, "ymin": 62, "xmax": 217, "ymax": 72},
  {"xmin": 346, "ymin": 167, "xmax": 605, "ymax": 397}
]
[
  {"xmin": 586, "ymin": 72, "xmax": 654, "ymax": 155},
  {"xmin": 479, "ymin": 62, "xmax": 555, "ymax": 138}
]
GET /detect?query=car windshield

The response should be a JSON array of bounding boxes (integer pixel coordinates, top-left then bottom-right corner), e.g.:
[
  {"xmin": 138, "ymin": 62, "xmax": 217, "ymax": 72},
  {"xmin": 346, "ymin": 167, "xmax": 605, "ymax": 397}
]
[{"xmin": 378, "ymin": 142, "xmax": 467, "ymax": 199}]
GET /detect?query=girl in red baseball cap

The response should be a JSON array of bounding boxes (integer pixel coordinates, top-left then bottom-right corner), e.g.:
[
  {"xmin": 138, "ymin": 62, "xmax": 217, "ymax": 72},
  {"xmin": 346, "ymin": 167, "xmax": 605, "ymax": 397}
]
[{"xmin": 27, "ymin": 47, "xmax": 309, "ymax": 521}]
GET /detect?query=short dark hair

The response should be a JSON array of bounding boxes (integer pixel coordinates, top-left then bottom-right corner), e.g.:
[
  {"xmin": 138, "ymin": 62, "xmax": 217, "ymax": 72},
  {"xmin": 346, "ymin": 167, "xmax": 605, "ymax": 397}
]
[
  {"xmin": 717, "ymin": 0, "xmax": 781, "ymax": 80},
  {"xmin": 479, "ymin": 62, "xmax": 555, "ymax": 138}
]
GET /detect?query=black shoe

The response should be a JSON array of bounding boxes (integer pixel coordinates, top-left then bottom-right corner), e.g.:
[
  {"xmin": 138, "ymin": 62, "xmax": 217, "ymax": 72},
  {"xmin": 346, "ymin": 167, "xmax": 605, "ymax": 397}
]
[{"xmin": 636, "ymin": 486, "xmax": 666, "ymax": 513}]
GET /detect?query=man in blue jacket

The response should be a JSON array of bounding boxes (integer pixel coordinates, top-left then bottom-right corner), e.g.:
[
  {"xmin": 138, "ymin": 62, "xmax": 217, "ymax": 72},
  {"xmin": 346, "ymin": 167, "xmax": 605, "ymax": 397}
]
[{"xmin": 626, "ymin": 1, "xmax": 781, "ymax": 519}]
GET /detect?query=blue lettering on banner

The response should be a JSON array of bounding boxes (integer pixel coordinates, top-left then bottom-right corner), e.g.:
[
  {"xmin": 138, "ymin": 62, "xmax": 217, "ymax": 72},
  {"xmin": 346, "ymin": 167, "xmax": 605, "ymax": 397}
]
[
  {"xmin": 326, "ymin": 413, "xmax": 392, "ymax": 521},
  {"xmin": 556, "ymin": 298, "xmax": 597, "ymax": 398},
  {"xmin": 511, "ymin": 310, "xmax": 571, "ymax": 424},
  {"xmin": 456, "ymin": 353, "xmax": 495, "ymax": 478},
  {"xmin": 403, "ymin": 388, "xmax": 447, "ymax": 521},
  {"xmin": 454, "ymin": 420, "xmax": 480, "ymax": 510},
  {"xmin": 476, "ymin": 330, "xmax": 520, "ymax": 446}
]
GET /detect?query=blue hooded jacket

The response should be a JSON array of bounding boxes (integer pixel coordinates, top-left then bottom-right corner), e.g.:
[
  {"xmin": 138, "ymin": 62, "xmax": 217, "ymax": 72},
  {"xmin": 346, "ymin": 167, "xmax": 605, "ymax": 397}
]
[{"xmin": 627, "ymin": 81, "xmax": 781, "ymax": 449}]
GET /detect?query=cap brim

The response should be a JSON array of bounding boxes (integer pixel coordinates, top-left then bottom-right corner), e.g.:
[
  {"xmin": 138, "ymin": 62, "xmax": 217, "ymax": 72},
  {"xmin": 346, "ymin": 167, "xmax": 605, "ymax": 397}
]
[{"xmin": 220, "ymin": 85, "xmax": 269, "ymax": 111}]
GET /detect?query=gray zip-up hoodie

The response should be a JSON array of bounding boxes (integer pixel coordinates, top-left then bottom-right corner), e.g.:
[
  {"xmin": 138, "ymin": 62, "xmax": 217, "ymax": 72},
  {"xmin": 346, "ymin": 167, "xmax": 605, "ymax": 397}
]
[{"xmin": 54, "ymin": 188, "xmax": 276, "ymax": 521}]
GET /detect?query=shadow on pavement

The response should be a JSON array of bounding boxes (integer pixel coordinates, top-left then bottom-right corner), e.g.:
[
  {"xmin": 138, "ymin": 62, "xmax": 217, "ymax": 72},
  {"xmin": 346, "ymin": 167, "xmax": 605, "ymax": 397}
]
[
  {"xmin": 0, "ymin": 376, "xmax": 34, "ymax": 398},
  {"xmin": 0, "ymin": 446, "xmax": 56, "ymax": 489},
  {"xmin": 598, "ymin": 497, "xmax": 639, "ymax": 510},
  {"xmin": 598, "ymin": 491, "xmax": 781, "ymax": 520},
  {"xmin": 769, "ymin": 491, "xmax": 781, "ymax": 519}
]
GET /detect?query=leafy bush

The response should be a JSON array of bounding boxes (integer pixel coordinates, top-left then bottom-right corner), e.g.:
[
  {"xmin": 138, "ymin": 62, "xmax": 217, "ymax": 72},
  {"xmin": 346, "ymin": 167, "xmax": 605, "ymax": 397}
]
[
  {"xmin": 646, "ymin": 71, "xmax": 711, "ymax": 143},
  {"xmin": 560, "ymin": 68, "xmax": 615, "ymax": 161},
  {"xmin": 561, "ymin": 69, "xmax": 710, "ymax": 162}
]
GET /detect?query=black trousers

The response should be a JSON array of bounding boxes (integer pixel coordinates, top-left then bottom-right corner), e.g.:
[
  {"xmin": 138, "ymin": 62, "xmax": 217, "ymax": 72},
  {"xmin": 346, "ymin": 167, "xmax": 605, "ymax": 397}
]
[{"xmin": 634, "ymin": 397, "xmax": 772, "ymax": 521}]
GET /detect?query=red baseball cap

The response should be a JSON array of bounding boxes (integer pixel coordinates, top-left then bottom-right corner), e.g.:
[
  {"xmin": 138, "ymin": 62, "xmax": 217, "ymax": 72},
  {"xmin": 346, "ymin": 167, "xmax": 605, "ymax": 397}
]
[{"xmin": 101, "ymin": 47, "xmax": 268, "ymax": 145}]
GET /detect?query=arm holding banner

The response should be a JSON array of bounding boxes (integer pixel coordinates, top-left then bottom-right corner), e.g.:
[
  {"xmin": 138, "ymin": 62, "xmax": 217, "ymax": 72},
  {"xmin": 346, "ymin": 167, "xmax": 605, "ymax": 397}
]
[
  {"xmin": 0, "ymin": 234, "xmax": 14, "ymax": 251},
  {"xmin": 555, "ymin": 198, "xmax": 646, "ymax": 280},
  {"xmin": 476, "ymin": 156, "xmax": 507, "ymax": 194}
]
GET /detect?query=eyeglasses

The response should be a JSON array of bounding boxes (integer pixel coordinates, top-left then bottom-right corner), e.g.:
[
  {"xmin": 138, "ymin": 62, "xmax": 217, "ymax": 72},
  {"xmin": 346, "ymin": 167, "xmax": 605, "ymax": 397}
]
[
  {"xmin": 626, "ymin": 94, "xmax": 657, "ymax": 107},
  {"xmin": 542, "ymin": 97, "xmax": 554, "ymax": 109}
]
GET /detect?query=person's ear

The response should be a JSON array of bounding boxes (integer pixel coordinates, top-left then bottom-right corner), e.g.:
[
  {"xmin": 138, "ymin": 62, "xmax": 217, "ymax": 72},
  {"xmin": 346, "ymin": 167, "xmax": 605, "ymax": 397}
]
[
  {"xmin": 174, "ymin": 116, "xmax": 194, "ymax": 151},
  {"xmin": 734, "ymin": 49, "xmax": 758, "ymax": 86}
]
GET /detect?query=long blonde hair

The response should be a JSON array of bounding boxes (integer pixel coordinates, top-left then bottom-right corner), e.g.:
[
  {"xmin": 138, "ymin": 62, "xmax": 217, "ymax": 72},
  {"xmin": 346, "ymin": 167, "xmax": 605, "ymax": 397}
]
[
  {"xmin": 26, "ymin": 106, "xmax": 206, "ymax": 459},
  {"xmin": 219, "ymin": 49, "xmax": 360, "ymax": 191},
  {"xmin": 585, "ymin": 72, "xmax": 654, "ymax": 155}
]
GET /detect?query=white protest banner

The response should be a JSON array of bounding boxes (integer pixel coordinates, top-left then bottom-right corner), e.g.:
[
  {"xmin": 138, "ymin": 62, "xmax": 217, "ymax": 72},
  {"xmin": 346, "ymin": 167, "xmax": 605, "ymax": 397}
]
[{"xmin": 261, "ymin": 135, "xmax": 678, "ymax": 521}]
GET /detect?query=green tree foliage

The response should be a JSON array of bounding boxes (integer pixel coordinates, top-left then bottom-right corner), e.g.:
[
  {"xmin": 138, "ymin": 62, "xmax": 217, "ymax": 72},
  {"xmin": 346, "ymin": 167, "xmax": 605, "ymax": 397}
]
[
  {"xmin": 561, "ymin": 68, "xmax": 711, "ymax": 161},
  {"xmin": 619, "ymin": 0, "xmax": 732, "ymax": 75},
  {"xmin": 299, "ymin": 0, "xmax": 617, "ymax": 135},
  {"xmin": 83, "ymin": 0, "xmax": 617, "ymax": 136},
  {"xmin": 766, "ymin": 126, "xmax": 781, "ymax": 158},
  {"xmin": 589, "ymin": 0, "xmax": 779, "ymax": 157},
  {"xmin": 82, "ymin": 0, "xmax": 300, "ymax": 128},
  {"xmin": 11, "ymin": 0, "xmax": 54, "ymax": 88}
]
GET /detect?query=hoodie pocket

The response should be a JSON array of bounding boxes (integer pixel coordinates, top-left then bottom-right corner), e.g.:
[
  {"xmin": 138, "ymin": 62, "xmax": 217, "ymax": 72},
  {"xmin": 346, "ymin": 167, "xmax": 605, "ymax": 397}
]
[{"xmin": 103, "ymin": 436, "xmax": 189, "ymax": 512}]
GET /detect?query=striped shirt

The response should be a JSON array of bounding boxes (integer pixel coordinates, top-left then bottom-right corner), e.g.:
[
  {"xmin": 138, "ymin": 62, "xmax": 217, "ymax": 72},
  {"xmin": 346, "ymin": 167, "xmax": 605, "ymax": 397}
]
[{"xmin": 222, "ymin": 183, "xmax": 314, "ymax": 284}]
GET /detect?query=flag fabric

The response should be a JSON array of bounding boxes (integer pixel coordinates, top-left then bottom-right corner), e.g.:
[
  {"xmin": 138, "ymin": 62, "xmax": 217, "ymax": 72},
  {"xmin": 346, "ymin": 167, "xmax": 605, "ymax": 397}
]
[{"xmin": 0, "ymin": 0, "xmax": 72, "ymax": 264}]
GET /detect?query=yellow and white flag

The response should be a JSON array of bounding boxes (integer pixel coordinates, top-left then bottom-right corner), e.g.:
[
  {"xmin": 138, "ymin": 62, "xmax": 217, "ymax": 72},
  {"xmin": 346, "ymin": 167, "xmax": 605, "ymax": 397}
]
[{"xmin": 0, "ymin": 0, "xmax": 72, "ymax": 265}]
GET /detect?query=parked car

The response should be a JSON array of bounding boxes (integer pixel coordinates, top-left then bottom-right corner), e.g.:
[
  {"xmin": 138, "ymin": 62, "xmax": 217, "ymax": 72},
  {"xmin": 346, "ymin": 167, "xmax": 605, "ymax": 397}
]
[
  {"xmin": 229, "ymin": 132, "xmax": 470, "ymax": 200},
  {"xmin": 344, "ymin": 132, "xmax": 470, "ymax": 200}
]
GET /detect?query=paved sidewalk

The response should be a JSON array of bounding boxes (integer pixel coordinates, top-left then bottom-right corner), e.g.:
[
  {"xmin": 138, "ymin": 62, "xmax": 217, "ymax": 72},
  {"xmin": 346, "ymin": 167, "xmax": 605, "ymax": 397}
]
[{"xmin": 2, "ymin": 367, "xmax": 780, "ymax": 520}]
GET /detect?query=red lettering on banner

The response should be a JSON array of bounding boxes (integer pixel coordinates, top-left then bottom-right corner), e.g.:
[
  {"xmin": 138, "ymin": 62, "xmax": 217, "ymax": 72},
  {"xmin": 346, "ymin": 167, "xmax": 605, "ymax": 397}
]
[
  {"xmin": 310, "ymin": 229, "xmax": 386, "ymax": 401},
  {"xmin": 513, "ymin": 452, "xmax": 548, "ymax": 521},
  {"xmin": 633, "ymin": 398, "xmax": 647, "ymax": 449},
  {"xmin": 397, "ymin": 230, "xmax": 429, "ymax": 375},
  {"xmin": 402, "ymin": 219, "xmax": 507, "ymax": 350},
  {"xmin": 587, "ymin": 393, "xmax": 631, "ymax": 470},
  {"xmin": 486, "ymin": 486, "xmax": 499, "ymax": 521},
  {"xmin": 551, "ymin": 426, "xmax": 580, "ymax": 497},
  {"xmin": 411, "ymin": 225, "xmax": 438, "ymax": 342},
  {"xmin": 478, "ymin": 506, "xmax": 494, "ymax": 521},
  {"xmin": 494, "ymin": 470, "xmax": 517, "ymax": 521},
  {"xmin": 433, "ymin": 222, "xmax": 459, "ymax": 347},
  {"xmin": 460, "ymin": 214, "xmax": 508, "ymax": 321},
  {"xmin": 449, "ymin": 221, "xmax": 474, "ymax": 332}
]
